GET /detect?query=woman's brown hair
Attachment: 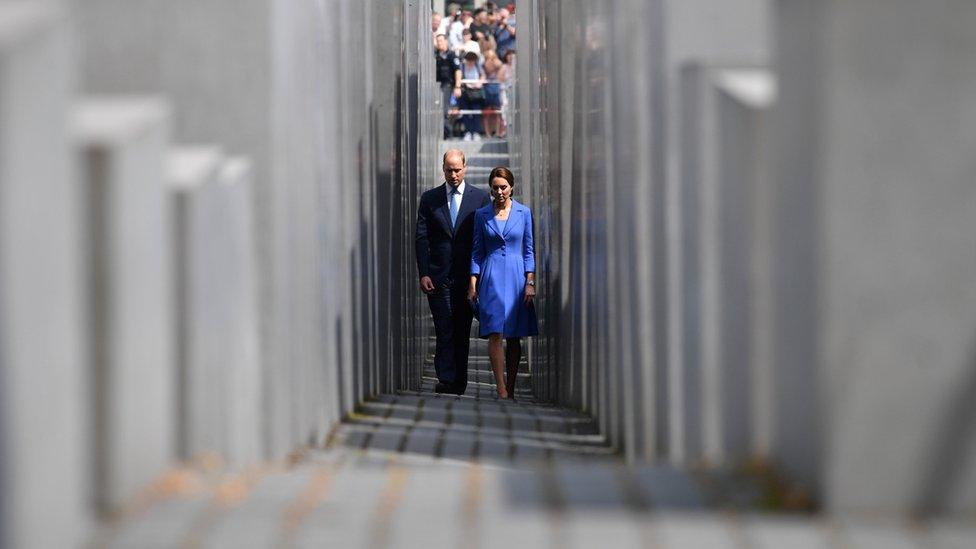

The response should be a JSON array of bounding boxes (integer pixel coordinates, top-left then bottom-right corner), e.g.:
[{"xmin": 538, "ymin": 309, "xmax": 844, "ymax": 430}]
[{"xmin": 488, "ymin": 166, "xmax": 515, "ymax": 188}]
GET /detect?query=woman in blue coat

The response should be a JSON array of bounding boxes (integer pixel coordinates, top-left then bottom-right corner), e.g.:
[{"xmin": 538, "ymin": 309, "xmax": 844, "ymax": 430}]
[{"xmin": 468, "ymin": 167, "xmax": 538, "ymax": 399}]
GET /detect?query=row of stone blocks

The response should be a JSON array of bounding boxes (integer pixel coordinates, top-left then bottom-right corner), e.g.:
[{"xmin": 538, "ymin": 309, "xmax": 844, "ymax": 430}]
[
  {"xmin": 0, "ymin": 5, "xmax": 262, "ymax": 547},
  {"xmin": 77, "ymin": 101, "xmax": 262, "ymax": 508},
  {"xmin": 517, "ymin": 0, "xmax": 976, "ymax": 519},
  {"xmin": 668, "ymin": 0, "xmax": 976, "ymax": 518},
  {"xmin": 677, "ymin": 0, "xmax": 976, "ymax": 517}
]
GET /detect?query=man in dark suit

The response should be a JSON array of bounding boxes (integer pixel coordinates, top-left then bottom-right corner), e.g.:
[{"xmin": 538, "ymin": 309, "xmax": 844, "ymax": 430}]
[{"xmin": 416, "ymin": 149, "xmax": 490, "ymax": 395}]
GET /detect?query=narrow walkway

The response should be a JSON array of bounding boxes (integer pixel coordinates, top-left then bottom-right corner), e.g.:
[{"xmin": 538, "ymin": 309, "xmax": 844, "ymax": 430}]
[{"xmin": 92, "ymin": 138, "xmax": 975, "ymax": 548}]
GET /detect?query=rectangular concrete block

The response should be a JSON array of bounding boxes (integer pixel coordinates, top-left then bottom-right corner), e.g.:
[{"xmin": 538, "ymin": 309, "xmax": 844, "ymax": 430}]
[
  {"xmin": 78, "ymin": 0, "xmax": 351, "ymax": 461},
  {"xmin": 73, "ymin": 97, "xmax": 176, "ymax": 513},
  {"xmin": 168, "ymin": 151, "xmax": 262, "ymax": 467},
  {"xmin": 663, "ymin": 0, "xmax": 772, "ymax": 466},
  {"xmin": 167, "ymin": 146, "xmax": 226, "ymax": 461},
  {"xmin": 680, "ymin": 63, "xmax": 776, "ymax": 466},
  {"xmin": 214, "ymin": 157, "xmax": 262, "ymax": 467},
  {"xmin": 773, "ymin": 0, "xmax": 976, "ymax": 515},
  {"xmin": 0, "ymin": 2, "xmax": 88, "ymax": 547}
]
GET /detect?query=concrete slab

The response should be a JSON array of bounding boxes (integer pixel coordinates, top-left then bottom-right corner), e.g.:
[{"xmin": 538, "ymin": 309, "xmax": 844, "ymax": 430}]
[
  {"xmin": 0, "ymin": 3, "xmax": 87, "ymax": 546},
  {"xmin": 74, "ymin": 97, "xmax": 175, "ymax": 513}
]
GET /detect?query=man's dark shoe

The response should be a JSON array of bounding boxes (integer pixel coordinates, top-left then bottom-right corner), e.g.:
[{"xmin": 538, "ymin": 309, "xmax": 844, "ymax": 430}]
[
  {"xmin": 434, "ymin": 381, "xmax": 454, "ymax": 394},
  {"xmin": 453, "ymin": 384, "xmax": 466, "ymax": 396}
]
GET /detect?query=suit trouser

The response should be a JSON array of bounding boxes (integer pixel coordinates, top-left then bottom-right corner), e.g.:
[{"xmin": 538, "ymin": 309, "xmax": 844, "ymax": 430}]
[{"xmin": 427, "ymin": 277, "xmax": 473, "ymax": 392}]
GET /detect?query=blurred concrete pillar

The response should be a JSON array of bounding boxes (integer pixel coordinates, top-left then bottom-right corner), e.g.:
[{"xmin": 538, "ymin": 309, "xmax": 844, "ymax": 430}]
[
  {"xmin": 78, "ymin": 0, "xmax": 347, "ymax": 458},
  {"xmin": 664, "ymin": 0, "xmax": 771, "ymax": 465},
  {"xmin": 774, "ymin": 0, "xmax": 976, "ymax": 514},
  {"xmin": 73, "ymin": 98, "xmax": 175, "ymax": 513},
  {"xmin": 713, "ymin": 71, "xmax": 778, "ymax": 462},
  {"xmin": 0, "ymin": 2, "xmax": 88, "ymax": 547},
  {"xmin": 681, "ymin": 65, "xmax": 776, "ymax": 466},
  {"xmin": 167, "ymin": 147, "xmax": 226, "ymax": 461},
  {"xmin": 214, "ymin": 158, "xmax": 262, "ymax": 467}
]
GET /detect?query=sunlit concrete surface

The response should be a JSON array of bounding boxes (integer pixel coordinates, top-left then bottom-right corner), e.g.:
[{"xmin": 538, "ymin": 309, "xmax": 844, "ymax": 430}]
[{"xmin": 93, "ymin": 325, "xmax": 940, "ymax": 548}]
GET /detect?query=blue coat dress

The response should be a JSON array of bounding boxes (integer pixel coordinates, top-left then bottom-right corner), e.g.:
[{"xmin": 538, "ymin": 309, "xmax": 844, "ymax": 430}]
[{"xmin": 470, "ymin": 200, "xmax": 539, "ymax": 338}]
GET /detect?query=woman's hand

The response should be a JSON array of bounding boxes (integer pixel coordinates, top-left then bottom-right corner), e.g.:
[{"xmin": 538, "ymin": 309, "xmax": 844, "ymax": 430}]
[
  {"xmin": 523, "ymin": 282, "xmax": 536, "ymax": 304},
  {"xmin": 468, "ymin": 277, "xmax": 478, "ymax": 304}
]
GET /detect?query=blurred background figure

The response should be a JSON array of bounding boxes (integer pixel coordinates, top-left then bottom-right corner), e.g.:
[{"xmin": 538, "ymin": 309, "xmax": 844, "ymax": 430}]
[
  {"xmin": 482, "ymin": 49, "xmax": 508, "ymax": 137},
  {"xmin": 435, "ymin": 32, "xmax": 462, "ymax": 139}
]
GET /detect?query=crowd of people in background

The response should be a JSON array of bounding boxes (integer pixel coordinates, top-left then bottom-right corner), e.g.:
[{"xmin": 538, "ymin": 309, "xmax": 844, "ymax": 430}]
[{"xmin": 433, "ymin": 2, "xmax": 517, "ymax": 141}]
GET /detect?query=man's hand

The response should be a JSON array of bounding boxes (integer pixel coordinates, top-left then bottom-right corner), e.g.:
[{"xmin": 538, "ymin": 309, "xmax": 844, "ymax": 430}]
[{"xmin": 420, "ymin": 276, "xmax": 435, "ymax": 294}]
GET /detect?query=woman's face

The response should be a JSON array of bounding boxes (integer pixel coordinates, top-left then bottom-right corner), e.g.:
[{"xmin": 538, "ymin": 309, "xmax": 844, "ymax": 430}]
[{"xmin": 490, "ymin": 177, "xmax": 512, "ymax": 205}]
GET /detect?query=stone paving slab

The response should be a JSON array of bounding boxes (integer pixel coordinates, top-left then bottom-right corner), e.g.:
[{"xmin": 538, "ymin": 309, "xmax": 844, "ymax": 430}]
[
  {"xmin": 925, "ymin": 521, "xmax": 976, "ymax": 549},
  {"xmin": 837, "ymin": 521, "xmax": 925, "ymax": 549},
  {"xmin": 743, "ymin": 517, "xmax": 832, "ymax": 549},
  {"xmin": 553, "ymin": 465, "xmax": 628, "ymax": 507},
  {"xmin": 107, "ymin": 496, "xmax": 211, "ymax": 548},
  {"xmin": 652, "ymin": 514, "xmax": 742, "ymax": 549},
  {"xmin": 367, "ymin": 426, "xmax": 409, "ymax": 452},
  {"xmin": 288, "ymin": 468, "xmax": 390, "ymax": 548},
  {"xmin": 201, "ymin": 469, "xmax": 317, "ymax": 548},
  {"xmin": 477, "ymin": 436, "xmax": 514, "ymax": 461},
  {"xmin": 561, "ymin": 511, "xmax": 647, "ymax": 549},
  {"xmin": 479, "ymin": 467, "xmax": 556, "ymax": 548},
  {"xmin": 385, "ymin": 469, "xmax": 468, "ymax": 548},
  {"xmin": 403, "ymin": 428, "xmax": 442, "ymax": 456},
  {"xmin": 442, "ymin": 430, "xmax": 477, "ymax": 460},
  {"xmin": 633, "ymin": 466, "xmax": 706, "ymax": 509}
]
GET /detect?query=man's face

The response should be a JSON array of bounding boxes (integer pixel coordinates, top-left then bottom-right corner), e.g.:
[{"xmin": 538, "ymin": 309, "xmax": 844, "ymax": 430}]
[
  {"xmin": 477, "ymin": 11, "xmax": 488, "ymax": 24},
  {"xmin": 432, "ymin": 14, "xmax": 441, "ymax": 32},
  {"xmin": 435, "ymin": 35, "xmax": 448, "ymax": 52},
  {"xmin": 443, "ymin": 154, "xmax": 466, "ymax": 186}
]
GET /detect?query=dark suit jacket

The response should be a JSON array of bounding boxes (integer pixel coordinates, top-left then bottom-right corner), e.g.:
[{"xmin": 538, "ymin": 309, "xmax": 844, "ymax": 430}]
[{"xmin": 416, "ymin": 182, "xmax": 490, "ymax": 286}]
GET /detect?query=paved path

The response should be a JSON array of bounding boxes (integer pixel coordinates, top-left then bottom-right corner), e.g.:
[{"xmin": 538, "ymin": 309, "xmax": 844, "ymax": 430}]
[{"xmin": 94, "ymin": 391, "xmax": 976, "ymax": 549}]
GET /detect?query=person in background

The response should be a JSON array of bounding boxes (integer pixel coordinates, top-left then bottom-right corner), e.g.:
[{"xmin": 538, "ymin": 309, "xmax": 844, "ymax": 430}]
[
  {"xmin": 432, "ymin": 12, "xmax": 443, "ymax": 36},
  {"xmin": 434, "ymin": 33, "xmax": 462, "ymax": 139},
  {"xmin": 457, "ymin": 28, "xmax": 481, "ymax": 59},
  {"xmin": 469, "ymin": 8, "xmax": 492, "ymax": 42},
  {"xmin": 482, "ymin": 49, "xmax": 507, "ymax": 138},
  {"xmin": 478, "ymin": 28, "xmax": 497, "ymax": 58},
  {"xmin": 468, "ymin": 167, "xmax": 538, "ymax": 400},
  {"xmin": 458, "ymin": 49, "xmax": 486, "ymax": 141},
  {"xmin": 446, "ymin": 4, "xmax": 465, "ymax": 52},
  {"xmin": 494, "ymin": 8, "xmax": 516, "ymax": 59},
  {"xmin": 460, "ymin": 10, "xmax": 474, "ymax": 31}
]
